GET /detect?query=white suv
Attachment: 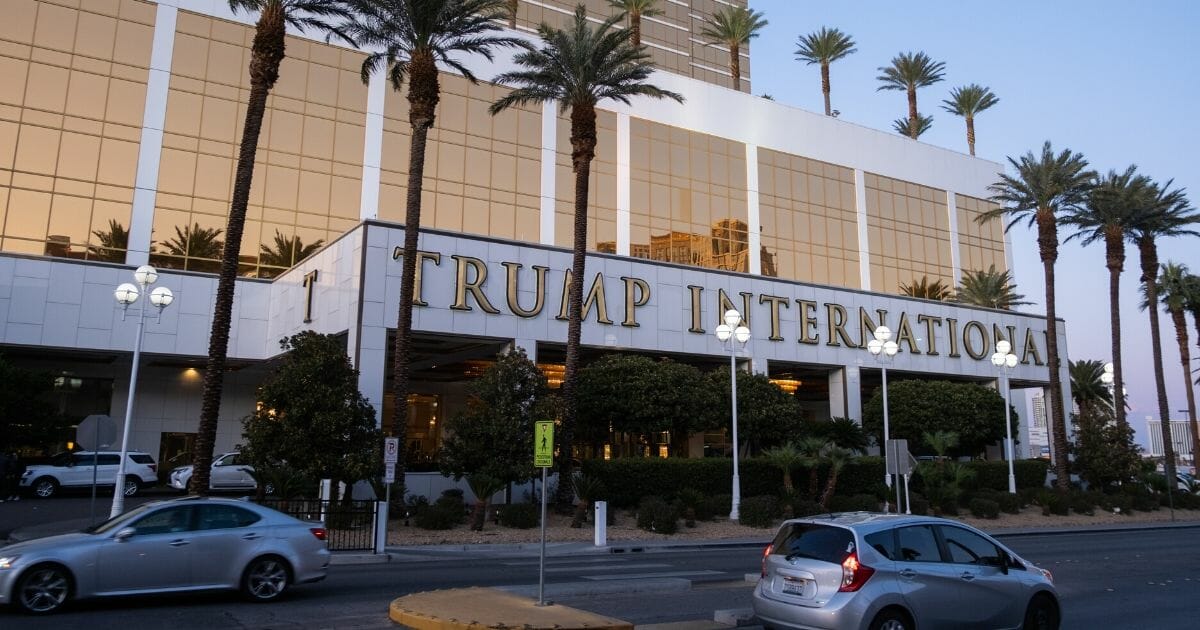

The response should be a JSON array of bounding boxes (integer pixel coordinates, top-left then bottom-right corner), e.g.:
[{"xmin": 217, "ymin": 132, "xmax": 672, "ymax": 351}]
[
  {"xmin": 20, "ymin": 451, "xmax": 158, "ymax": 498},
  {"xmin": 169, "ymin": 452, "xmax": 266, "ymax": 493}
]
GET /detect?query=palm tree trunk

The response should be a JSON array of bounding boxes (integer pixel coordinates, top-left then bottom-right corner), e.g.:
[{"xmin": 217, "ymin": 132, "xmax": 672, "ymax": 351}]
[
  {"xmin": 820, "ymin": 63, "xmax": 831, "ymax": 116},
  {"xmin": 392, "ymin": 53, "xmax": 441, "ymax": 481},
  {"xmin": 966, "ymin": 116, "xmax": 976, "ymax": 156},
  {"xmin": 906, "ymin": 87, "xmax": 918, "ymax": 140},
  {"xmin": 191, "ymin": 3, "xmax": 286, "ymax": 495},
  {"xmin": 508, "ymin": 0, "xmax": 517, "ymax": 29},
  {"xmin": 1035, "ymin": 211, "xmax": 1070, "ymax": 491},
  {"xmin": 1170, "ymin": 307, "xmax": 1199, "ymax": 467},
  {"xmin": 631, "ymin": 11, "xmax": 641, "ymax": 48},
  {"xmin": 558, "ymin": 102, "xmax": 598, "ymax": 504},
  {"xmin": 728, "ymin": 44, "xmax": 741, "ymax": 90},
  {"xmin": 1105, "ymin": 231, "xmax": 1128, "ymax": 429},
  {"xmin": 1139, "ymin": 239, "xmax": 1178, "ymax": 484},
  {"xmin": 819, "ymin": 466, "xmax": 841, "ymax": 508}
]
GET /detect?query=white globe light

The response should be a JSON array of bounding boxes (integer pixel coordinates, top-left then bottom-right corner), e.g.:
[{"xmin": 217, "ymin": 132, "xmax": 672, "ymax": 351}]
[
  {"xmin": 133, "ymin": 265, "xmax": 158, "ymax": 285},
  {"xmin": 150, "ymin": 286, "xmax": 174, "ymax": 308},
  {"xmin": 723, "ymin": 309, "xmax": 742, "ymax": 327},
  {"xmin": 867, "ymin": 339, "xmax": 883, "ymax": 354},
  {"xmin": 883, "ymin": 340, "xmax": 899, "ymax": 356},
  {"xmin": 715, "ymin": 323, "xmax": 732, "ymax": 342},
  {"xmin": 996, "ymin": 339, "xmax": 1012, "ymax": 355},
  {"xmin": 114, "ymin": 283, "xmax": 139, "ymax": 305},
  {"xmin": 734, "ymin": 325, "xmax": 750, "ymax": 343},
  {"xmin": 1101, "ymin": 372, "xmax": 1114, "ymax": 385},
  {"xmin": 1005, "ymin": 354, "xmax": 1018, "ymax": 369},
  {"xmin": 1103, "ymin": 362, "xmax": 1114, "ymax": 375},
  {"xmin": 991, "ymin": 352, "xmax": 1006, "ymax": 367},
  {"xmin": 873, "ymin": 325, "xmax": 892, "ymax": 342}
]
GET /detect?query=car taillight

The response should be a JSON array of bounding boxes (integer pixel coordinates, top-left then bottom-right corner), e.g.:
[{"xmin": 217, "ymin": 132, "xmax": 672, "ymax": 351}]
[
  {"xmin": 838, "ymin": 552, "xmax": 875, "ymax": 592},
  {"xmin": 310, "ymin": 527, "xmax": 327, "ymax": 541},
  {"xmin": 761, "ymin": 543, "xmax": 773, "ymax": 578}
]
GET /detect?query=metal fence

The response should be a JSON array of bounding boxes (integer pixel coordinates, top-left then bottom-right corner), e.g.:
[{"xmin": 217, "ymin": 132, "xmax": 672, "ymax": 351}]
[{"xmin": 256, "ymin": 498, "xmax": 378, "ymax": 551}]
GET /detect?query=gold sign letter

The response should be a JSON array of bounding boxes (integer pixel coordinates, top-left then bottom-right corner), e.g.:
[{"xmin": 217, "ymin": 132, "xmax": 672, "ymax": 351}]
[
  {"xmin": 688, "ymin": 285, "xmax": 705, "ymax": 333},
  {"xmin": 503, "ymin": 262, "xmax": 547, "ymax": 318},
  {"xmin": 797, "ymin": 299, "xmax": 820, "ymax": 345},
  {"xmin": 826, "ymin": 303, "xmax": 855, "ymax": 348},
  {"xmin": 947, "ymin": 318, "xmax": 961, "ymax": 357},
  {"xmin": 759, "ymin": 295, "xmax": 789, "ymax": 341},
  {"xmin": 302, "ymin": 270, "xmax": 318, "ymax": 323},
  {"xmin": 621, "ymin": 276, "xmax": 650, "ymax": 327},
  {"xmin": 859, "ymin": 307, "xmax": 888, "ymax": 349},
  {"xmin": 717, "ymin": 289, "xmax": 753, "ymax": 327},
  {"xmin": 450, "ymin": 255, "xmax": 500, "ymax": 313},
  {"xmin": 962, "ymin": 320, "xmax": 989, "ymax": 359},
  {"xmin": 391, "ymin": 250, "xmax": 441, "ymax": 306},
  {"xmin": 557, "ymin": 271, "xmax": 612, "ymax": 324},
  {"xmin": 896, "ymin": 312, "xmax": 921, "ymax": 354},
  {"xmin": 1022, "ymin": 328, "xmax": 1045, "ymax": 365},
  {"xmin": 917, "ymin": 314, "xmax": 942, "ymax": 355}
]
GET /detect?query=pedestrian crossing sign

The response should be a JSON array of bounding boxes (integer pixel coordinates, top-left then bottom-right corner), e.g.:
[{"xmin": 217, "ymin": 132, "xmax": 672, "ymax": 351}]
[{"xmin": 534, "ymin": 421, "xmax": 554, "ymax": 468}]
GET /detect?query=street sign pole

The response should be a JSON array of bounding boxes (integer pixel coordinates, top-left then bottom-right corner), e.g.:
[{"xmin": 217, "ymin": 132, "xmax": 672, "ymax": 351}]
[
  {"xmin": 380, "ymin": 437, "xmax": 399, "ymax": 554},
  {"xmin": 533, "ymin": 421, "xmax": 554, "ymax": 607}
]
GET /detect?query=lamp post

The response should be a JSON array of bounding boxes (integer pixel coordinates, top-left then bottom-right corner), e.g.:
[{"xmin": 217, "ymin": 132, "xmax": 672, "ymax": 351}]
[
  {"xmin": 1100, "ymin": 362, "xmax": 1115, "ymax": 412},
  {"xmin": 990, "ymin": 340, "xmax": 1018, "ymax": 494},
  {"xmin": 111, "ymin": 265, "xmax": 174, "ymax": 517},
  {"xmin": 715, "ymin": 308, "xmax": 750, "ymax": 522},
  {"xmin": 867, "ymin": 326, "xmax": 899, "ymax": 492}
]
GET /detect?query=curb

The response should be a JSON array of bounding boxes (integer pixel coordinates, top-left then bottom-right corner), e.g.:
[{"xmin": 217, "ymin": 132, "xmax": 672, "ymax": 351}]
[
  {"xmin": 389, "ymin": 587, "xmax": 633, "ymax": 630},
  {"xmin": 329, "ymin": 552, "xmax": 391, "ymax": 565}
]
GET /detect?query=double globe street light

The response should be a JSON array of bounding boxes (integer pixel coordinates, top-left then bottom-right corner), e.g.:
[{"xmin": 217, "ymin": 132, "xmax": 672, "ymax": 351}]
[
  {"xmin": 715, "ymin": 309, "xmax": 750, "ymax": 522},
  {"xmin": 991, "ymin": 340, "xmax": 1018, "ymax": 494},
  {"xmin": 867, "ymin": 325, "xmax": 899, "ymax": 498},
  {"xmin": 111, "ymin": 265, "xmax": 174, "ymax": 517}
]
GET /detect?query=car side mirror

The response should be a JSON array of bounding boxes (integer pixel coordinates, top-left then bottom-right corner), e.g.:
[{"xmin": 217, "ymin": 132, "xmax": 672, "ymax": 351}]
[{"xmin": 115, "ymin": 527, "xmax": 136, "ymax": 542}]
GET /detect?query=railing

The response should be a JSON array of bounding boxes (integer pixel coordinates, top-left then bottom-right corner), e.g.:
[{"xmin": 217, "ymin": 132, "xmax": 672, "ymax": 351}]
[{"xmin": 256, "ymin": 498, "xmax": 378, "ymax": 551}]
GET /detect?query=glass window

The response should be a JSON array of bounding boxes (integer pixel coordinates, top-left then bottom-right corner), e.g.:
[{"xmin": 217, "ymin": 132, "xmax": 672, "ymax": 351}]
[
  {"xmin": 895, "ymin": 525, "xmax": 943, "ymax": 563},
  {"xmin": 72, "ymin": 453, "xmax": 96, "ymax": 467},
  {"xmin": 864, "ymin": 530, "xmax": 897, "ymax": 560},
  {"xmin": 132, "ymin": 506, "xmax": 195, "ymax": 535},
  {"xmin": 939, "ymin": 526, "xmax": 1004, "ymax": 567},
  {"xmin": 97, "ymin": 454, "xmax": 121, "ymax": 465},
  {"xmin": 768, "ymin": 523, "xmax": 855, "ymax": 565},
  {"xmin": 197, "ymin": 505, "xmax": 261, "ymax": 530},
  {"xmin": 216, "ymin": 454, "xmax": 241, "ymax": 466},
  {"xmin": 130, "ymin": 454, "xmax": 155, "ymax": 464}
]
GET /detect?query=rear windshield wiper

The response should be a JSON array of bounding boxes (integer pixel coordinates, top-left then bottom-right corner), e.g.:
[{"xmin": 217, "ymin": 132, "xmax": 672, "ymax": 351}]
[{"xmin": 785, "ymin": 551, "xmax": 819, "ymax": 561}]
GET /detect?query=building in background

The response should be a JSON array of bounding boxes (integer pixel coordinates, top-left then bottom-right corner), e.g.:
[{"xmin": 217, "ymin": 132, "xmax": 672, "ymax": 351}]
[
  {"xmin": 1146, "ymin": 419, "xmax": 1194, "ymax": 471},
  {"xmin": 1028, "ymin": 391, "xmax": 1051, "ymax": 459}
]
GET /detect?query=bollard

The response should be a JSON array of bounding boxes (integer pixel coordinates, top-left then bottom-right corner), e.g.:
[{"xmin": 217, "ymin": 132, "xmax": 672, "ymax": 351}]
[
  {"xmin": 594, "ymin": 501, "xmax": 607, "ymax": 547},
  {"xmin": 319, "ymin": 479, "xmax": 333, "ymax": 522},
  {"xmin": 374, "ymin": 499, "xmax": 389, "ymax": 554}
]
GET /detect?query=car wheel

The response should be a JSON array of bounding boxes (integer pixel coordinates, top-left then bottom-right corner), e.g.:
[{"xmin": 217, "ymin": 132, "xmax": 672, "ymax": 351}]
[
  {"xmin": 122, "ymin": 476, "xmax": 141, "ymax": 497},
  {"xmin": 15, "ymin": 564, "xmax": 72, "ymax": 614},
  {"xmin": 869, "ymin": 608, "xmax": 913, "ymax": 630},
  {"xmin": 242, "ymin": 556, "xmax": 290, "ymax": 602},
  {"xmin": 1023, "ymin": 594, "xmax": 1060, "ymax": 630},
  {"xmin": 31, "ymin": 477, "xmax": 58, "ymax": 499}
]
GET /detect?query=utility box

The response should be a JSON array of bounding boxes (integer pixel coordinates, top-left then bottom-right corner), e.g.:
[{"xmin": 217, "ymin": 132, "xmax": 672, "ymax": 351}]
[{"xmin": 594, "ymin": 501, "xmax": 607, "ymax": 547}]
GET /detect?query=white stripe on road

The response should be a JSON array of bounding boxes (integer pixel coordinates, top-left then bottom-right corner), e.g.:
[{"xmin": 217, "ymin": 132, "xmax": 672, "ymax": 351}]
[
  {"xmin": 544, "ymin": 563, "xmax": 673, "ymax": 573},
  {"xmin": 583, "ymin": 570, "xmax": 726, "ymax": 580}
]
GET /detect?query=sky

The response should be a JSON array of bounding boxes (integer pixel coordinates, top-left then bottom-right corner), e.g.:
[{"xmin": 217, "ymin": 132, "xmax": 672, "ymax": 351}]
[{"xmin": 748, "ymin": 0, "xmax": 1200, "ymax": 450}]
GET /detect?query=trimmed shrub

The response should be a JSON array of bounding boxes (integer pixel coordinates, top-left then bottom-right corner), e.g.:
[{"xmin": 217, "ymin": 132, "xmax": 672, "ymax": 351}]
[
  {"xmin": 676, "ymin": 488, "xmax": 712, "ymax": 522},
  {"xmin": 962, "ymin": 459, "xmax": 1049, "ymax": 492},
  {"xmin": 1038, "ymin": 491, "xmax": 1069, "ymax": 516},
  {"xmin": 828, "ymin": 493, "xmax": 881, "ymax": 513},
  {"xmin": 637, "ymin": 496, "xmax": 679, "ymax": 534},
  {"xmin": 937, "ymin": 498, "xmax": 959, "ymax": 516},
  {"xmin": 996, "ymin": 492, "xmax": 1021, "ymax": 515},
  {"xmin": 969, "ymin": 498, "xmax": 1000, "ymax": 519},
  {"xmin": 787, "ymin": 497, "xmax": 826, "ymax": 518},
  {"xmin": 707, "ymin": 494, "xmax": 732, "ymax": 518},
  {"xmin": 499, "ymin": 502, "xmax": 540, "ymax": 529},
  {"xmin": 435, "ymin": 491, "xmax": 467, "ymax": 525},
  {"xmin": 907, "ymin": 493, "xmax": 929, "ymax": 516},
  {"xmin": 1132, "ymin": 493, "xmax": 1159, "ymax": 512},
  {"xmin": 738, "ymin": 495, "xmax": 780, "ymax": 528},
  {"xmin": 414, "ymin": 506, "xmax": 458, "ymax": 530},
  {"xmin": 1070, "ymin": 492, "xmax": 1095, "ymax": 516}
]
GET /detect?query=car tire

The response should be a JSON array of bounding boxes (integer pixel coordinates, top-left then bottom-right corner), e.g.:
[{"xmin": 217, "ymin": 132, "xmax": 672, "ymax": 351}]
[
  {"xmin": 31, "ymin": 477, "xmax": 58, "ymax": 499},
  {"xmin": 869, "ymin": 608, "xmax": 913, "ymax": 630},
  {"xmin": 241, "ymin": 556, "xmax": 291, "ymax": 602},
  {"xmin": 1023, "ymin": 594, "xmax": 1060, "ymax": 630},
  {"xmin": 14, "ymin": 564, "xmax": 72, "ymax": 614},
  {"xmin": 122, "ymin": 476, "xmax": 141, "ymax": 497}
]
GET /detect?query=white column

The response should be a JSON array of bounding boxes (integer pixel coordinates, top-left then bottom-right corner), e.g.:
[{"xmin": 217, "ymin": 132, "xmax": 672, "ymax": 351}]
[
  {"xmin": 828, "ymin": 367, "xmax": 847, "ymax": 418},
  {"xmin": 126, "ymin": 3, "xmax": 178, "ymax": 265},
  {"xmin": 616, "ymin": 113, "xmax": 631, "ymax": 256},
  {"xmin": 359, "ymin": 69, "xmax": 386, "ymax": 220},
  {"xmin": 539, "ymin": 101, "xmax": 557, "ymax": 246},
  {"xmin": 853, "ymin": 169, "xmax": 870, "ymax": 290},
  {"xmin": 843, "ymin": 365, "xmax": 862, "ymax": 422},
  {"xmin": 946, "ymin": 191, "xmax": 962, "ymax": 285},
  {"xmin": 745, "ymin": 144, "xmax": 760, "ymax": 275}
]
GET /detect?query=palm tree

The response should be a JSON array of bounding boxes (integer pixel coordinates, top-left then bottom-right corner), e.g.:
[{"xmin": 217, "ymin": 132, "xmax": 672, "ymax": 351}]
[
  {"xmin": 1128, "ymin": 181, "xmax": 1197, "ymax": 487},
  {"xmin": 342, "ymin": 0, "xmax": 520, "ymax": 484},
  {"xmin": 608, "ymin": 0, "xmax": 660, "ymax": 48},
  {"xmin": 1064, "ymin": 166, "xmax": 1153, "ymax": 430},
  {"xmin": 1187, "ymin": 274, "xmax": 1200, "ymax": 378},
  {"xmin": 1069, "ymin": 359, "xmax": 1112, "ymax": 420},
  {"xmin": 490, "ymin": 5, "xmax": 682, "ymax": 500},
  {"xmin": 940, "ymin": 84, "xmax": 998, "ymax": 156},
  {"xmin": 190, "ymin": 0, "xmax": 353, "ymax": 497},
  {"xmin": 1151, "ymin": 262, "xmax": 1199, "ymax": 471},
  {"xmin": 258, "ymin": 230, "xmax": 325, "ymax": 268},
  {"xmin": 507, "ymin": 0, "xmax": 516, "ymax": 28},
  {"xmin": 876, "ymin": 51, "xmax": 945, "ymax": 140},
  {"xmin": 793, "ymin": 27, "xmax": 856, "ymax": 116},
  {"xmin": 88, "ymin": 219, "xmax": 128, "ymax": 263},
  {"xmin": 899, "ymin": 275, "xmax": 952, "ymax": 300},
  {"xmin": 797, "ymin": 436, "xmax": 828, "ymax": 500},
  {"xmin": 954, "ymin": 264, "xmax": 1030, "ymax": 309},
  {"xmin": 466, "ymin": 472, "xmax": 505, "ymax": 531},
  {"xmin": 162, "ymin": 223, "xmax": 224, "ymax": 260},
  {"xmin": 699, "ymin": 5, "xmax": 767, "ymax": 91},
  {"xmin": 978, "ymin": 141, "xmax": 1095, "ymax": 491},
  {"xmin": 818, "ymin": 446, "xmax": 852, "ymax": 508},
  {"xmin": 762, "ymin": 442, "xmax": 802, "ymax": 494},
  {"xmin": 891, "ymin": 113, "xmax": 932, "ymax": 139}
]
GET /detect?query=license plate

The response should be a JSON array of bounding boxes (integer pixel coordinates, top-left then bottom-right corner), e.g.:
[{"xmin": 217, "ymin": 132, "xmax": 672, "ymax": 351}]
[{"xmin": 781, "ymin": 578, "xmax": 807, "ymax": 595}]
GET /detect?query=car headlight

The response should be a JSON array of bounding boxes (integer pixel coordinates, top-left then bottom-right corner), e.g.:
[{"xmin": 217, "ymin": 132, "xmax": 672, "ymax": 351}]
[{"xmin": 0, "ymin": 555, "xmax": 20, "ymax": 570}]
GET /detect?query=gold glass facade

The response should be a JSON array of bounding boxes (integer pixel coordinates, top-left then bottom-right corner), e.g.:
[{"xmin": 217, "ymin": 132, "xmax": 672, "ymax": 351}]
[
  {"xmin": 865, "ymin": 173, "xmax": 954, "ymax": 294},
  {"xmin": 629, "ymin": 118, "xmax": 748, "ymax": 272},
  {"xmin": 157, "ymin": 11, "xmax": 364, "ymax": 277},
  {"xmin": 955, "ymin": 193, "xmax": 1007, "ymax": 274},
  {"xmin": 379, "ymin": 73, "xmax": 541, "ymax": 243},
  {"xmin": 0, "ymin": 0, "xmax": 154, "ymax": 261},
  {"xmin": 555, "ymin": 109, "xmax": 617, "ymax": 250},
  {"xmin": 758, "ymin": 148, "xmax": 859, "ymax": 286}
]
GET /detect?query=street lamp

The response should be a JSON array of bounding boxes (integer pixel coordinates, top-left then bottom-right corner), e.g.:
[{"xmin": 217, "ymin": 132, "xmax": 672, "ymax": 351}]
[
  {"xmin": 111, "ymin": 265, "xmax": 174, "ymax": 517},
  {"xmin": 715, "ymin": 308, "xmax": 750, "ymax": 522},
  {"xmin": 867, "ymin": 326, "xmax": 899, "ymax": 493},
  {"xmin": 991, "ymin": 340, "xmax": 1019, "ymax": 494}
]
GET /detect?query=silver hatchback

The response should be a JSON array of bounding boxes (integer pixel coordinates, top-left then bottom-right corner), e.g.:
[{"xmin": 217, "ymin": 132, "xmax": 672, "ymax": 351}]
[
  {"xmin": 0, "ymin": 496, "xmax": 330, "ymax": 614},
  {"xmin": 752, "ymin": 513, "xmax": 1059, "ymax": 630}
]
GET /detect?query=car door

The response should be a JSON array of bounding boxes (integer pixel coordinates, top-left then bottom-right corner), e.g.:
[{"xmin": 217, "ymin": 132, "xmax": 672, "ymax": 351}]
[
  {"xmin": 936, "ymin": 525, "xmax": 1024, "ymax": 629},
  {"xmin": 188, "ymin": 504, "xmax": 267, "ymax": 586},
  {"xmin": 210, "ymin": 454, "xmax": 240, "ymax": 489},
  {"xmin": 97, "ymin": 454, "xmax": 122, "ymax": 487},
  {"xmin": 892, "ymin": 524, "xmax": 962, "ymax": 630},
  {"xmin": 96, "ymin": 505, "xmax": 195, "ymax": 593},
  {"xmin": 62, "ymin": 453, "xmax": 95, "ymax": 487}
]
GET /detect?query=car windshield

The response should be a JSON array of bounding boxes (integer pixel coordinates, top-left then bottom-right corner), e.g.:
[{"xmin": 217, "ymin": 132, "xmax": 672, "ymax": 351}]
[
  {"xmin": 87, "ymin": 503, "xmax": 158, "ymax": 535},
  {"xmin": 770, "ymin": 523, "xmax": 855, "ymax": 565}
]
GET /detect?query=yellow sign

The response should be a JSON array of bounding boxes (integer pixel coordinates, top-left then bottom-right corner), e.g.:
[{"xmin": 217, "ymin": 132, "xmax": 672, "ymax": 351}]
[{"xmin": 534, "ymin": 421, "xmax": 555, "ymax": 468}]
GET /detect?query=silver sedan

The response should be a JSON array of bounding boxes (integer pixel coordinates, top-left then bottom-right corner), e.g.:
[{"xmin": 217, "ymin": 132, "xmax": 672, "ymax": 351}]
[{"xmin": 0, "ymin": 496, "xmax": 330, "ymax": 614}]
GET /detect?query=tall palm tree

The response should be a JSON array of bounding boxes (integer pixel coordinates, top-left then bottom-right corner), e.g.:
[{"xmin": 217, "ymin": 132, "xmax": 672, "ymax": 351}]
[
  {"xmin": 490, "ymin": 5, "xmax": 682, "ymax": 498},
  {"xmin": 699, "ymin": 5, "xmax": 767, "ymax": 91},
  {"xmin": 978, "ymin": 141, "xmax": 1095, "ymax": 491},
  {"xmin": 762, "ymin": 442, "xmax": 802, "ymax": 494},
  {"xmin": 507, "ymin": 0, "xmax": 516, "ymax": 28},
  {"xmin": 342, "ymin": 0, "xmax": 521, "ymax": 481},
  {"xmin": 1069, "ymin": 359, "xmax": 1113, "ymax": 420},
  {"xmin": 954, "ymin": 264, "xmax": 1030, "ymax": 309},
  {"xmin": 190, "ymin": 0, "xmax": 353, "ymax": 497},
  {"xmin": 1150, "ymin": 262, "xmax": 1199, "ymax": 474},
  {"xmin": 258, "ymin": 230, "xmax": 325, "ymax": 268},
  {"xmin": 608, "ymin": 0, "xmax": 660, "ymax": 48},
  {"xmin": 797, "ymin": 436, "xmax": 828, "ymax": 500},
  {"xmin": 1128, "ymin": 181, "xmax": 1197, "ymax": 487},
  {"xmin": 88, "ymin": 219, "xmax": 128, "ymax": 263},
  {"xmin": 941, "ymin": 84, "xmax": 999, "ymax": 156},
  {"xmin": 876, "ymin": 51, "xmax": 945, "ymax": 140},
  {"xmin": 1187, "ymin": 274, "xmax": 1200, "ymax": 379},
  {"xmin": 793, "ymin": 27, "xmax": 856, "ymax": 116},
  {"xmin": 162, "ymin": 223, "xmax": 225, "ymax": 260},
  {"xmin": 899, "ymin": 275, "xmax": 952, "ymax": 300},
  {"xmin": 891, "ymin": 113, "xmax": 932, "ymax": 139},
  {"xmin": 1064, "ymin": 166, "xmax": 1152, "ymax": 430}
]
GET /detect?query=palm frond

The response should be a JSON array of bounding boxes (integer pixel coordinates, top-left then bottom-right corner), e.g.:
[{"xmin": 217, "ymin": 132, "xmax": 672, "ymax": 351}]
[
  {"xmin": 899, "ymin": 275, "xmax": 953, "ymax": 301},
  {"xmin": 954, "ymin": 264, "xmax": 1030, "ymax": 309},
  {"xmin": 940, "ymin": 84, "xmax": 998, "ymax": 117},
  {"xmin": 699, "ymin": 5, "xmax": 767, "ymax": 46},
  {"xmin": 876, "ymin": 51, "xmax": 945, "ymax": 91},
  {"xmin": 892, "ymin": 112, "xmax": 933, "ymax": 138},
  {"xmin": 794, "ymin": 27, "xmax": 856, "ymax": 65},
  {"xmin": 978, "ymin": 141, "xmax": 1095, "ymax": 233}
]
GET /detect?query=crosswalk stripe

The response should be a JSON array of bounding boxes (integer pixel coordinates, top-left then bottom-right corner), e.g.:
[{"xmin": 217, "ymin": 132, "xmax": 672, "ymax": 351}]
[{"xmin": 583, "ymin": 570, "xmax": 726, "ymax": 580}]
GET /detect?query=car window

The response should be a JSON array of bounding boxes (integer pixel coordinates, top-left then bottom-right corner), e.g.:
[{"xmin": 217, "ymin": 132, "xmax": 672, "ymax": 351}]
[
  {"xmin": 97, "ymin": 454, "xmax": 121, "ymax": 466},
  {"xmin": 130, "ymin": 454, "xmax": 155, "ymax": 464},
  {"xmin": 197, "ymin": 505, "xmax": 262, "ymax": 530},
  {"xmin": 864, "ymin": 530, "xmax": 897, "ymax": 560},
  {"xmin": 132, "ymin": 506, "xmax": 194, "ymax": 535},
  {"xmin": 217, "ymin": 454, "xmax": 240, "ymax": 467},
  {"xmin": 51, "ymin": 452, "xmax": 72, "ymax": 466},
  {"xmin": 72, "ymin": 453, "xmax": 96, "ymax": 467},
  {"xmin": 769, "ymin": 523, "xmax": 855, "ymax": 564},
  {"xmin": 896, "ymin": 525, "xmax": 943, "ymax": 563},
  {"xmin": 940, "ymin": 526, "xmax": 1004, "ymax": 567}
]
